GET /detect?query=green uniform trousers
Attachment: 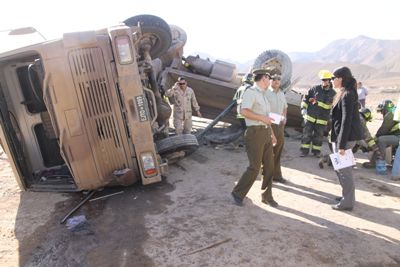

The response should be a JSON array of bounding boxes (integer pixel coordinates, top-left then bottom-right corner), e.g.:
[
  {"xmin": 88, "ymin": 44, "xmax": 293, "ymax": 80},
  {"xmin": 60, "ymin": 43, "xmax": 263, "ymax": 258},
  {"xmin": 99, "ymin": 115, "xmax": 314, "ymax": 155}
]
[
  {"xmin": 271, "ymin": 124, "xmax": 285, "ymax": 180},
  {"xmin": 232, "ymin": 126, "xmax": 274, "ymax": 201}
]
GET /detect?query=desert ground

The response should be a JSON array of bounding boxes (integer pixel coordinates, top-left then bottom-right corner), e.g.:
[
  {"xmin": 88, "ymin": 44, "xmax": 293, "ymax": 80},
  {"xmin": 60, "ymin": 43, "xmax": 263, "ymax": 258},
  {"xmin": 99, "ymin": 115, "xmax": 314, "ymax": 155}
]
[{"xmin": 0, "ymin": 88, "xmax": 399, "ymax": 267}]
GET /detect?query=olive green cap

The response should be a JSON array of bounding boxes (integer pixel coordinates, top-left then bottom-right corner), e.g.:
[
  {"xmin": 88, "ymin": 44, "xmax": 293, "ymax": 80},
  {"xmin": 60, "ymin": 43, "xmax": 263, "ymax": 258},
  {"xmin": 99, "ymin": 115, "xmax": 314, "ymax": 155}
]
[{"xmin": 252, "ymin": 68, "xmax": 271, "ymax": 77}]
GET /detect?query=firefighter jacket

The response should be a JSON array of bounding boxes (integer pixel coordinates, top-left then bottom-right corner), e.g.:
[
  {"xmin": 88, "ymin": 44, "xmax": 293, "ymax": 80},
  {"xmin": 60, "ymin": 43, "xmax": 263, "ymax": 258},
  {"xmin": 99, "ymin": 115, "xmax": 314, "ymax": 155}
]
[
  {"xmin": 376, "ymin": 111, "xmax": 400, "ymax": 137},
  {"xmin": 360, "ymin": 116, "xmax": 377, "ymax": 150},
  {"xmin": 233, "ymin": 82, "xmax": 252, "ymax": 119},
  {"xmin": 301, "ymin": 85, "xmax": 336, "ymax": 125}
]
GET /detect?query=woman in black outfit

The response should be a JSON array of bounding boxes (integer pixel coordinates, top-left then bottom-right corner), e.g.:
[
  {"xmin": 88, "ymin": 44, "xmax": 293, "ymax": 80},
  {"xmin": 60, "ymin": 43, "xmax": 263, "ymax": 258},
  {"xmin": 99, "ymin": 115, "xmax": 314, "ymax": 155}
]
[{"xmin": 330, "ymin": 66, "xmax": 363, "ymax": 211}]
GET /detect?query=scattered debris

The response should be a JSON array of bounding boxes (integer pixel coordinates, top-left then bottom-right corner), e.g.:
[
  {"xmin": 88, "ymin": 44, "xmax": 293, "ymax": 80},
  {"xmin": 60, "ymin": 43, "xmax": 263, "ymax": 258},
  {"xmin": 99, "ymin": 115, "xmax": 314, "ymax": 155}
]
[
  {"xmin": 112, "ymin": 168, "xmax": 135, "ymax": 186},
  {"xmin": 60, "ymin": 190, "xmax": 96, "ymax": 224},
  {"xmin": 373, "ymin": 193, "xmax": 382, "ymax": 197},
  {"xmin": 66, "ymin": 215, "xmax": 87, "ymax": 230},
  {"xmin": 66, "ymin": 215, "xmax": 93, "ymax": 235},
  {"xmin": 89, "ymin": 191, "xmax": 124, "ymax": 202},
  {"xmin": 180, "ymin": 238, "xmax": 232, "ymax": 256}
]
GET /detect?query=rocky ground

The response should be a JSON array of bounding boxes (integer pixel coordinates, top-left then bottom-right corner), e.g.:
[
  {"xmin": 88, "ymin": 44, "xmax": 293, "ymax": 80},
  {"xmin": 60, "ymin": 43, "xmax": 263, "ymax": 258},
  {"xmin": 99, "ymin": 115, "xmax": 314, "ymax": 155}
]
[{"xmin": 0, "ymin": 90, "xmax": 399, "ymax": 267}]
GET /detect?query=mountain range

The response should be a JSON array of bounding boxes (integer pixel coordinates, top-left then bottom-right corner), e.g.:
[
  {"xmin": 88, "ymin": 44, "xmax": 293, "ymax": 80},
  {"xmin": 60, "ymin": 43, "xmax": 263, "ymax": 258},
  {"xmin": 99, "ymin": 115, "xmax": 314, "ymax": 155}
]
[
  {"xmin": 189, "ymin": 35, "xmax": 400, "ymax": 89},
  {"xmin": 289, "ymin": 35, "xmax": 400, "ymax": 88}
]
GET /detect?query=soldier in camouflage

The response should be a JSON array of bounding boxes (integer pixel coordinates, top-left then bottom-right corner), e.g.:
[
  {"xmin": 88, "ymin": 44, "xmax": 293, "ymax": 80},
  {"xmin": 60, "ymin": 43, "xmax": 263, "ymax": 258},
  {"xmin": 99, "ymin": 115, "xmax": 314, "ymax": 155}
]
[{"xmin": 166, "ymin": 77, "xmax": 202, "ymax": 134}]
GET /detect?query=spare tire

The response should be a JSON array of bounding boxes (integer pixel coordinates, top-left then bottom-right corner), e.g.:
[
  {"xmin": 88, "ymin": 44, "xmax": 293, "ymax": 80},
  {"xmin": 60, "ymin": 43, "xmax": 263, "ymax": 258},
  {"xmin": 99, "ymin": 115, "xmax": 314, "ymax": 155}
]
[
  {"xmin": 253, "ymin": 50, "xmax": 292, "ymax": 92},
  {"xmin": 156, "ymin": 134, "xmax": 199, "ymax": 157},
  {"xmin": 124, "ymin": 14, "xmax": 172, "ymax": 59},
  {"xmin": 169, "ymin": 25, "xmax": 187, "ymax": 46}
]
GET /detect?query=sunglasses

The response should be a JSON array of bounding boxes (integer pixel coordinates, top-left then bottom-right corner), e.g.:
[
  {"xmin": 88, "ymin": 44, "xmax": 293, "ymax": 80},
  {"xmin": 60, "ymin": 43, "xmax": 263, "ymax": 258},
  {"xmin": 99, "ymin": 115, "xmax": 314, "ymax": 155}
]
[
  {"xmin": 178, "ymin": 82, "xmax": 186, "ymax": 85},
  {"xmin": 322, "ymin": 79, "xmax": 331, "ymax": 82},
  {"xmin": 272, "ymin": 77, "xmax": 281, "ymax": 81}
]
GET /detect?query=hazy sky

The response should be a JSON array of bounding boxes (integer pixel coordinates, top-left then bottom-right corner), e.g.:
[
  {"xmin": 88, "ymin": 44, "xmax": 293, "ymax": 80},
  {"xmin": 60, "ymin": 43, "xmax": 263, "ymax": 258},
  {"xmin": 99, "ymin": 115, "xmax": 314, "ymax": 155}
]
[{"xmin": 1, "ymin": 0, "xmax": 400, "ymax": 62}]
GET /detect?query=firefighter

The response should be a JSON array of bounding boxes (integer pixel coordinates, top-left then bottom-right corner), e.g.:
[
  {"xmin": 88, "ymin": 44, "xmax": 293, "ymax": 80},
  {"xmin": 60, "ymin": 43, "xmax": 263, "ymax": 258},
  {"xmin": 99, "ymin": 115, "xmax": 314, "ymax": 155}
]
[
  {"xmin": 300, "ymin": 70, "xmax": 336, "ymax": 157},
  {"xmin": 353, "ymin": 108, "xmax": 378, "ymax": 153},
  {"xmin": 233, "ymin": 72, "xmax": 254, "ymax": 128},
  {"xmin": 363, "ymin": 100, "xmax": 398, "ymax": 168}
]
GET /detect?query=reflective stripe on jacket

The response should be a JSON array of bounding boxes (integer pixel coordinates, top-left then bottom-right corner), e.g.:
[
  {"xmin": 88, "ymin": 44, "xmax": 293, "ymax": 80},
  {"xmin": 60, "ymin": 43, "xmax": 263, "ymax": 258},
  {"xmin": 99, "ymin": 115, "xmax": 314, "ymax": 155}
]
[{"xmin": 302, "ymin": 84, "xmax": 336, "ymax": 124}]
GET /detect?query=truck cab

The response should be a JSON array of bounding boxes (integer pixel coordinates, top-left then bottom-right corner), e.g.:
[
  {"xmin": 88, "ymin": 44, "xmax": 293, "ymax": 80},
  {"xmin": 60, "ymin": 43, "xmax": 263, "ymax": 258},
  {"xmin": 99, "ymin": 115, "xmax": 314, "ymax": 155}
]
[{"xmin": 0, "ymin": 24, "xmax": 169, "ymax": 191}]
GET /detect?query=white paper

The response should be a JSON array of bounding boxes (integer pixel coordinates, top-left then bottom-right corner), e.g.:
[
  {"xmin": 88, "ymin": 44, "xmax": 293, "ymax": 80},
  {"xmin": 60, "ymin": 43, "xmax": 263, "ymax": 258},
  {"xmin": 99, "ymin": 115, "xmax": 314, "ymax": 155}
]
[
  {"xmin": 269, "ymin": 113, "xmax": 283, "ymax": 125},
  {"xmin": 393, "ymin": 96, "xmax": 400, "ymax": 121},
  {"xmin": 329, "ymin": 149, "xmax": 356, "ymax": 170}
]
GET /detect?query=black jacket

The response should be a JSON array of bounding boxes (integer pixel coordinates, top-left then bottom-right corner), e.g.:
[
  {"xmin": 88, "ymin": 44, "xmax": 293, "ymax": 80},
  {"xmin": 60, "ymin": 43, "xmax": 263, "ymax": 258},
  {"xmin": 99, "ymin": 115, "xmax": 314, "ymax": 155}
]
[{"xmin": 331, "ymin": 89, "xmax": 363, "ymax": 149}]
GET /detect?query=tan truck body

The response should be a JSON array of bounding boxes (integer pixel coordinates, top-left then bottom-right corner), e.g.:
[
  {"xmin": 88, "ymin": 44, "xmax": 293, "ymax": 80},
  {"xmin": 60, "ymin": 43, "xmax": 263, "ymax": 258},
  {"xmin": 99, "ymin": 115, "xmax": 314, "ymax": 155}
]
[{"xmin": 0, "ymin": 25, "xmax": 165, "ymax": 191}]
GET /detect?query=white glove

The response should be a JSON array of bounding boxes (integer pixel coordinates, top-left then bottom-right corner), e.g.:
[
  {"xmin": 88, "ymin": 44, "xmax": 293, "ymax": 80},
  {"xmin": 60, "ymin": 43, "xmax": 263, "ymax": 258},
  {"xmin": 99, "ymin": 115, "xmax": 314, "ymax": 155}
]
[{"xmin": 301, "ymin": 109, "xmax": 307, "ymax": 116}]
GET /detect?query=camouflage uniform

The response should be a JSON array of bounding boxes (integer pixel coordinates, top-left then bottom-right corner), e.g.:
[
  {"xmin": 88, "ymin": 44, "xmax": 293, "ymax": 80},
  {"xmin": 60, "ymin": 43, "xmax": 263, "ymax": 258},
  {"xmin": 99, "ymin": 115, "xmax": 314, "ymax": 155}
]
[
  {"xmin": 300, "ymin": 84, "xmax": 336, "ymax": 156},
  {"xmin": 166, "ymin": 85, "xmax": 200, "ymax": 134}
]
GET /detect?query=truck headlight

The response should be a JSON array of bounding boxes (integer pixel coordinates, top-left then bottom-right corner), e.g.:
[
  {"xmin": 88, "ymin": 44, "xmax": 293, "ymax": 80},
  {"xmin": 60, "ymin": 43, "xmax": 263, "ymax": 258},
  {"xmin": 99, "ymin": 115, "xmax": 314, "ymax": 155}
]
[{"xmin": 115, "ymin": 35, "xmax": 133, "ymax": 64}]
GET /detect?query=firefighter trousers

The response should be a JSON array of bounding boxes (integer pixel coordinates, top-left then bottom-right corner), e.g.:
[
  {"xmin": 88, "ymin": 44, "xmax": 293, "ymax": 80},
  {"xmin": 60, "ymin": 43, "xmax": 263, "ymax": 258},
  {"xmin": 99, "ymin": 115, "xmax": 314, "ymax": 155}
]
[{"xmin": 300, "ymin": 121, "xmax": 325, "ymax": 155}]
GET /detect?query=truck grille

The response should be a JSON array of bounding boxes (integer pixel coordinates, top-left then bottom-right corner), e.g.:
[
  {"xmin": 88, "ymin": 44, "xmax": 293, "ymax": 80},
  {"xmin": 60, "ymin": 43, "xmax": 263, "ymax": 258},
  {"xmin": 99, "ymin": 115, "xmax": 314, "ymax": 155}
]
[{"xmin": 69, "ymin": 47, "xmax": 128, "ymax": 178}]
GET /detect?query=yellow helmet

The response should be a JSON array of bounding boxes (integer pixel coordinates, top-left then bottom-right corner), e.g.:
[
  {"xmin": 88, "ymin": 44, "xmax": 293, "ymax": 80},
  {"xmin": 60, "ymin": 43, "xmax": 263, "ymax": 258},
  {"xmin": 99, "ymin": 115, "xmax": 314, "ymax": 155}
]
[{"xmin": 318, "ymin": 70, "xmax": 333, "ymax": 80}]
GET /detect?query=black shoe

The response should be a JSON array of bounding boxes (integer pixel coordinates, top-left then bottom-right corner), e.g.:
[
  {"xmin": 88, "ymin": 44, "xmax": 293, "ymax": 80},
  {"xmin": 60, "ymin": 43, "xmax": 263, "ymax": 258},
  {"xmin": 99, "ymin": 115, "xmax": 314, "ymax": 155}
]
[
  {"xmin": 335, "ymin": 196, "xmax": 343, "ymax": 202},
  {"xmin": 331, "ymin": 204, "xmax": 352, "ymax": 211},
  {"xmin": 261, "ymin": 197, "xmax": 279, "ymax": 207},
  {"xmin": 231, "ymin": 192, "xmax": 243, "ymax": 206},
  {"xmin": 300, "ymin": 152, "xmax": 308, "ymax": 157},
  {"xmin": 273, "ymin": 177, "xmax": 287, "ymax": 184},
  {"xmin": 362, "ymin": 162, "xmax": 375, "ymax": 169},
  {"xmin": 318, "ymin": 160, "xmax": 324, "ymax": 169}
]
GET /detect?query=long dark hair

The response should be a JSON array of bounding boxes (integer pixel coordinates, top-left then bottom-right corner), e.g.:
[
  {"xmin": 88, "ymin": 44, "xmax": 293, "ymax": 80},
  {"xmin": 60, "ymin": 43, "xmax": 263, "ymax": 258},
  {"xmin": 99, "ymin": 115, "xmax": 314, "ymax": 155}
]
[
  {"xmin": 333, "ymin": 66, "xmax": 357, "ymax": 91},
  {"xmin": 332, "ymin": 66, "xmax": 358, "ymax": 106}
]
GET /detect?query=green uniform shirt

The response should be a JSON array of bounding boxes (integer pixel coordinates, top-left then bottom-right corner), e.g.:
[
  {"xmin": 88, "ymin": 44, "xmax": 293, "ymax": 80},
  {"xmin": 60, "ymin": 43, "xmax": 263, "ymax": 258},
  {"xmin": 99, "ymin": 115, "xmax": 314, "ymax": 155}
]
[
  {"xmin": 240, "ymin": 85, "xmax": 271, "ymax": 127},
  {"xmin": 266, "ymin": 87, "xmax": 288, "ymax": 115}
]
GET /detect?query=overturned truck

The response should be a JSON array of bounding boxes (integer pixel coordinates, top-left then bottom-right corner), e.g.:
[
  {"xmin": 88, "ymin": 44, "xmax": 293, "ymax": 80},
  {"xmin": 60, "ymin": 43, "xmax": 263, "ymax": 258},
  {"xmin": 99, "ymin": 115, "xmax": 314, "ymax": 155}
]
[
  {"xmin": 0, "ymin": 14, "xmax": 302, "ymax": 192},
  {"xmin": 0, "ymin": 15, "xmax": 198, "ymax": 192}
]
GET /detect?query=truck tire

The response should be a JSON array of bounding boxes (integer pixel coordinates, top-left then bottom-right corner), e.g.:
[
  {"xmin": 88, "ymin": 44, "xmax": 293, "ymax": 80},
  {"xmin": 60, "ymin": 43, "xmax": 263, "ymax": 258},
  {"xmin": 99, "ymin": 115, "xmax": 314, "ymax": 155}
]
[
  {"xmin": 253, "ymin": 49, "xmax": 292, "ymax": 92},
  {"xmin": 203, "ymin": 124, "xmax": 244, "ymax": 144},
  {"xmin": 156, "ymin": 134, "xmax": 199, "ymax": 156},
  {"xmin": 124, "ymin": 14, "xmax": 172, "ymax": 59}
]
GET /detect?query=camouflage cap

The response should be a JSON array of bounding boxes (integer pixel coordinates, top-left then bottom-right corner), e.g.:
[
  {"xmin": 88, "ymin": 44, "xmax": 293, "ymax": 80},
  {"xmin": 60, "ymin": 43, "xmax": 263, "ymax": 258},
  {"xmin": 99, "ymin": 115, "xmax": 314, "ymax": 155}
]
[{"xmin": 252, "ymin": 68, "xmax": 271, "ymax": 77}]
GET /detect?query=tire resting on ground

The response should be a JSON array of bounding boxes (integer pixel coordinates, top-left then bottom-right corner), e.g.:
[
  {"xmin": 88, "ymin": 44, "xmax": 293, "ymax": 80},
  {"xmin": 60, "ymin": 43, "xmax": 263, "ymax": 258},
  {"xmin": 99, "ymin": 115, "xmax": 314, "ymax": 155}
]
[{"xmin": 156, "ymin": 134, "xmax": 199, "ymax": 156}]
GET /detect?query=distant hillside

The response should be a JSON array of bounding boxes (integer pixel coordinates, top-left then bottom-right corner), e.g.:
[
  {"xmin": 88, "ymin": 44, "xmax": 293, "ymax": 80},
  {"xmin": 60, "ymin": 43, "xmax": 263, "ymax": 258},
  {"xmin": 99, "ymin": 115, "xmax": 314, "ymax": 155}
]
[
  {"xmin": 186, "ymin": 36, "xmax": 400, "ymax": 89},
  {"xmin": 289, "ymin": 36, "xmax": 400, "ymax": 88}
]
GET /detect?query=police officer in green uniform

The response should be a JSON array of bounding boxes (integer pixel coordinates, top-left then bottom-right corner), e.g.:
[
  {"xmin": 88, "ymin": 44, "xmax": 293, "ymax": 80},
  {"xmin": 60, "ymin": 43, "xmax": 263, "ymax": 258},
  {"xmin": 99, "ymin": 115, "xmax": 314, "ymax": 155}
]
[
  {"xmin": 300, "ymin": 70, "xmax": 336, "ymax": 157},
  {"xmin": 266, "ymin": 68, "xmax": 288, "ymax": 183},
  {"xmin": 231, "ymin": 68, "xmax": 278, "ymax": 207}
]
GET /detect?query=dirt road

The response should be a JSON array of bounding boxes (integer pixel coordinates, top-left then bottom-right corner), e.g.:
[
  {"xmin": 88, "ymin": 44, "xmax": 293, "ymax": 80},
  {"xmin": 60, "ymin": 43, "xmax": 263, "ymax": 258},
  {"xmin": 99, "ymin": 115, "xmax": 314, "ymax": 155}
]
[{"xmin": 1, "ymin": 127, "xmax": 399, "ymax": 266}]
